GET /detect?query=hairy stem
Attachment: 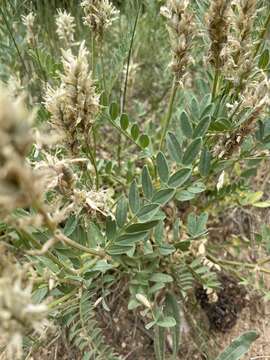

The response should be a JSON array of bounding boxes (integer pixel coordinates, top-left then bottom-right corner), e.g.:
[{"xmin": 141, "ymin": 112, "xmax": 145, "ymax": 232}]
[
  {"xmin": 211, "ymin": 68, "xmax": 220, "ymax": 100},
  {"xmin": 159, "ymin": 78, "xmax": 178, "ymax": 150}
]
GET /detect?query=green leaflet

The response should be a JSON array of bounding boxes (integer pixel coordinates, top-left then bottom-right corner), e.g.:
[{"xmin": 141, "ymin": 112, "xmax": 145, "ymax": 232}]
[
  {"xmin": 166, "ymin": 132, "xmax": 182, "ymax": 163},
  {"xmin": 180, "ymin": 111, "xmax": 193, "ymax": 138},
  {"xmin": 215, "ymin": 331, "xmax": 258, "ymax": 360},
  {"xmin": 156, "ymin": 151, "xmax": 169, "ymax": 183},
  {"xmin": 120, "ymin": 113, "xmax": 129, "ymax": 130},
  {"xmin": 152, "ymin": 188, "xmax": 175, "ymax": 205},
  {"xmin": 182, "ymin": 138, "xmax": 202, "ymax": 165},
  {"xmin": 125, "ymin": 220, "xmax": 159, "ymax": 233},
  {"xmin": 168, "ymin": 168, "xmax": 192, "ymax": 188},
  {"xmin": 129, "ymin": 180, "xmax": 140, "ymax": 214},
  {"xmin": 115, "ymin": 196, "xmax": 128, "ymax": 228},
  {"xmin": 142, "ymin": 165, "xmax": 153, "ymax": 199}
]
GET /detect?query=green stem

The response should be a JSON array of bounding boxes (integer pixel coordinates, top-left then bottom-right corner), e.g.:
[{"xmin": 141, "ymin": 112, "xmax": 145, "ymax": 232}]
[
  {"xmin": 0, "ymin": 6, "xmax": 28, "ymax": 75},
  {"xmin": 159, "ymin": 78, "xmax": 178, "ymax": 150},
  {"xmin": 100, "ymin": 42, "xmax": 106, "ymax": 94},
  {"xmin": 121, "ymin": 1, "xmax": 141, "ymax": 112},
  {"xmin": 55, "ymin": 231, "xmax": 106, "ymax": 258},
  {"xmin": 48, "ymin": 288, "xmax": 78, "ymax": 309},
  {"xmin": 91, "ymin": 35, "xmax": 96, "ymax": 77},
  {"xmin": 33, "ymin": 199, "xmax": 105, "ymax": 258},
  {"xmin": 117, "ymin": 1, "xmax": 141, "ymax": 168},
  {"xmin": 211, "ymin": 68, "xmax": 219, "ymax": 101},
  {"xmin": 207, "ymin": 254, "xmax": 270, "ymax": 275},
  {"xmin": 84, "ymin": 132, "xmax": 99, "ymax": 189},
  {"xmin": 19, "ymin": 230, "xmax": 77, "ymax": 276}
]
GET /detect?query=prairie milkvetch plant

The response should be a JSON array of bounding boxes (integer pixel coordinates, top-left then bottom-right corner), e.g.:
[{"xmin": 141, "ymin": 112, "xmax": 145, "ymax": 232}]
[
  {"xmin": 44, "ymin": 42, "xmax": 99, "ymax": 154},
  {"xmin": 81, "ymin": 0, "xmax": 119, "ymax": 39},
  {"xmin": 55, "ymin": 9, "xmax": 76, "ymax": 47},
  {"xmin": 1, "ymin": 0, "xmax": 270, "ymax": 359}
]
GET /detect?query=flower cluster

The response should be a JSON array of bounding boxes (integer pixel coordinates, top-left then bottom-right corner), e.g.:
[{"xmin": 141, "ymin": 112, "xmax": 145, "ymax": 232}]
[
  {"xmin": 161, "ymin": 0, "xmax": 195, "ymax": 82},
  {"xmin": 81, "ymin": 0, "xmax": 119, "ymax": 39},
  {"xmin": 55, "ymin": 9, "xmax": 76, "ymax": 47},
  {"xmin": 223, "ymin": 0, "xmax": 257, "ymax": 88},
  {"xmin": 21, "ymin": 11, "xmax": 36, "ymax": 46},
  {"xmin": 207, "ymin": 0, "xmax": 231, "ymax": 69},
  {"xmin": 44, "ymin": 42, "xmax": 99, "ymax": 154}
]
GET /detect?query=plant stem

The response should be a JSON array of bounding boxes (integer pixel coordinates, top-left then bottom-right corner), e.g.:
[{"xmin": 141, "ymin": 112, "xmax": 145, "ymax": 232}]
[
  {"xmin": 211, "ymin": 68, "xmax": 219, "ymax": 100},
  {"xmin": 121, "ymin": 1, "xmax": 141, "ymax": 112},
  {"xmin": 159, "ymin": 78, "xmax": 178, "ymax": 150},
  {"xmin": 20, "ymin": 229, "xmax": 77, "ymax": 275},
  {"xmin": 207, "ymin": 254, "xmax": 270, "ymax": 275},
  {"xmin": 0, "ymin": 6, "xmax": 28, "ymax": 75},
  {"xmin": 55, "ymin": 231, "xmax": 106, "ymax": 258},
  {"xmin": 48, "ymin": 288, "xmax": 78, "ymax": 309},
  {"xmin": 100, "ymin": 41, "xmax": 106, "ymax": 94},
  {"xmin": 85, "ymin": 133, "xmax": 99, "ymax": 189},
  {"xmin": 33, "ymin": 199, "xmax": 106, "ymax": 258},
  {"xmin": 117, "ymin": 1, "xmax": 141, "ymax": 167},
  {"xmin": 91, "ymin": 35, "xmax": 96, "ymax": 77}
]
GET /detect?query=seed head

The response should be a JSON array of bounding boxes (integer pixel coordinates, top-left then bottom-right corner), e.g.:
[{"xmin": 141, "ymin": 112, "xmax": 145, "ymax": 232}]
[
  {"xmin": 55, "ymin": 9, "xmax": 76, "ymax": 47},
  {"xmin": 207, "ymin": 0, "xmax": 231, "ymax": 69},
  {"xmin": 161, "ymin": 0, "xmax": 195, "ymax": 82},
  {"xmin": 22, "ymin": 11, "xmax": 36, "ymax": 46},
  {"xmin": 81, "ymin": 0, "xmax": 119, "ymax": 39},
  {"xmin": 222, "ymin": 0, "xmax": 257, "ymax": 88},
  {"xmin": 44, "ymin": 42, "xmax": 100, "ymax": 154}
]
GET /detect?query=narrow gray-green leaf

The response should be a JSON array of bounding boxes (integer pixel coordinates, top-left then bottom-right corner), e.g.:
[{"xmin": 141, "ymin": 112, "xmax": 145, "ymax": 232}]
[
  {"xmin": 193, "ymin": 115, "xmax": 211, "ymax": 138},
  {"xmin": 166, "ymin": 132, "xmax": 182, "ymax": 164},
  {"xmin": 116, "ymin": 196, "xmax": 128, "ymax": 228},
  {"xmin": 156, "ymin": 152, "xmax": 169, "ymax": 183},
  {"xmin": 107, "ymin": 245, "xmax": 133, "ymax": 255},
  {"xmin": 215, "ymin": 331, "xmax": 258, "ymax": 360},
  {"xmin": 137, "ymin": 203, "xmax": 160, "ymax": 222},
  {"xmin": 106, "ymin": 216, "xmax": 116, "ymax": 241},
  {"xmin": 199, "ymin": 147, "xmax": 211, "ymax": 177},
  {"xmin": 116, "ymin": 231, "xmax": 148, "ymax": 246},
  {"xmin": 168, "ymin": 168, "xmax": 192, "ymax": 188},
  {"xmin": 125, "ymin": 220, "xmax": 159, "ymax": 233},
  {"xmin": 182, "ymin": 138, "xmax": 202, "ymax": 165},
  {"xmin": 180, "ymin": 111, "xmax": 193, "ymax": 138},
  {"xmin": 129, "ymin": 180, "xmax": 140, "ymax": 214},
  {"xmin": 150, "ymin": 273, "xmax": 173, "ymax": 283},
  {"xmin": 152, "ymin": 188, "xmax": 175, "ymax": 205},
  {"xmin": 165, "ymin": 293, "xmax": 181, "ymax": 359},
  {"xmin": 154, "ymin": 326, "xmax": 165, "ymax": 360},
  {"xmin": 157, "ymin": 316, "xmax": 176, "ymax": 328},
  {"xmin": 142, "ymin": 166, "xmax": 153, "ymax": 199}
]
